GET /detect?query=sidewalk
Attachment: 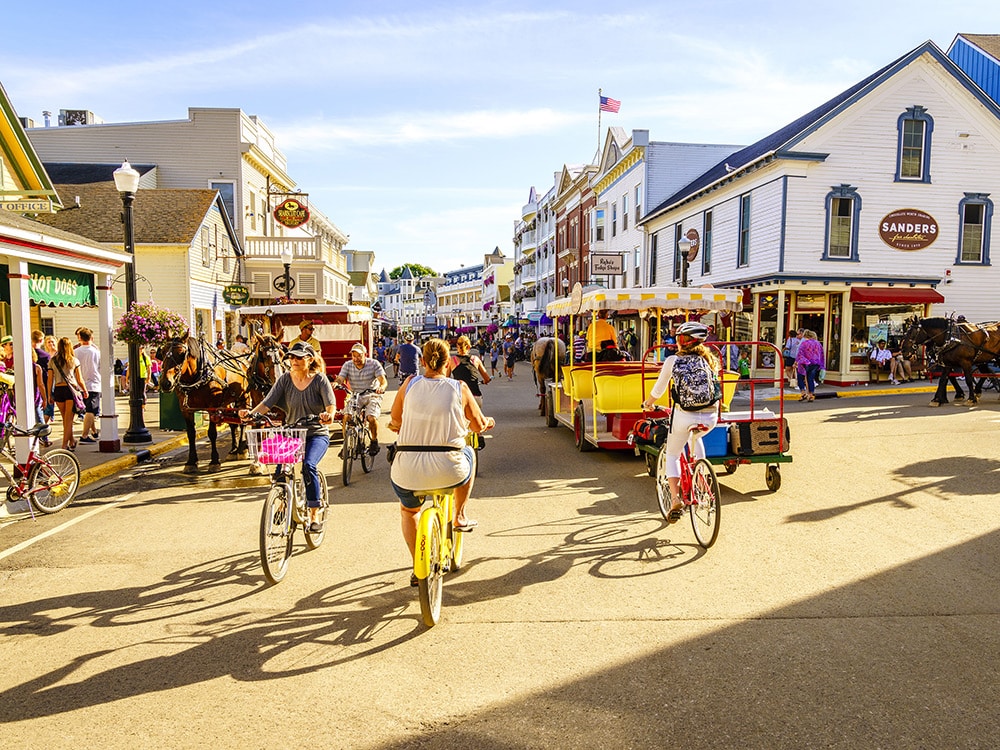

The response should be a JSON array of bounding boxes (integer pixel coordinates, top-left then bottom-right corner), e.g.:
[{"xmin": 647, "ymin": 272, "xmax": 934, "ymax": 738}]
[
  {"xmin": 1, "ymin": 392, "xmax": 200, "ymax": 520},
  {"xmin": 739, "ymin": 377, "xmax": 937, "ymax": 404}
]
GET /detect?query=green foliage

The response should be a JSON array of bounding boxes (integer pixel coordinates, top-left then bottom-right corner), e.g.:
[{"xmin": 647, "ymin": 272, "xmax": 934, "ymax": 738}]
[
  {"xmin": 389, "ymin": 263, "xmax": 436, "ymax": 279},
  {"xmin": 114, "ymin": 302, "xmax": 189, "ymax": 346}
]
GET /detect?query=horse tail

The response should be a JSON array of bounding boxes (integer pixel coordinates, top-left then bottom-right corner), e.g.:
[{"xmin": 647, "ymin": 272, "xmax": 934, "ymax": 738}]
[{"xmin": 539, "ymin": 339, "xmax": 555, "ymax": 383}]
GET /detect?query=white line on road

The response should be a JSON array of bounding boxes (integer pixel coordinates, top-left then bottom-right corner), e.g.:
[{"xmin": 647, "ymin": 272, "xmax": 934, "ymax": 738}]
[{"xmin": 0, "ymin": 493, "xmax": 135, "ymax": 561}]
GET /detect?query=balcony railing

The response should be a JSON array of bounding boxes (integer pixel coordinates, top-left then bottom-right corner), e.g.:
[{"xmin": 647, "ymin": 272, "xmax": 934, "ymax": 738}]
[{"xmin": 244, "ymin": 236, "xmax": 323, "ymax": 261}]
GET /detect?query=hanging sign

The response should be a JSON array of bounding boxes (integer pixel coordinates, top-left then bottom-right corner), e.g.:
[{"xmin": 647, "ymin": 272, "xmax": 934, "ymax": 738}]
[
  {"xmin": 273, "ymin": 198, "xmax": 310, "ymax": 229},
  {"xmin": 590, "ymin": 252, "xmax": 624, "ymax": 275},
  {"xmin": 878, "ymin": 209, "xmax": 939, "ymax": 251},
  {"xmin": 222, "ymin": 284, "xmax": 251, "ymax": 305}
]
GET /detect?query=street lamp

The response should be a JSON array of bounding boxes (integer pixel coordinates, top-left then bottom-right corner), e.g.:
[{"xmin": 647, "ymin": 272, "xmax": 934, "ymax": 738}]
[
  {"xmin": 678, "ymin": 236, "xmax": 692, "ymax": 287},
  {"xmin": 113, "ymin": 160, "xmax": 151, "ymax": 444},
  {"xmin": 274, "ymin": 248, "xmax": 294, "ymax": 299}
]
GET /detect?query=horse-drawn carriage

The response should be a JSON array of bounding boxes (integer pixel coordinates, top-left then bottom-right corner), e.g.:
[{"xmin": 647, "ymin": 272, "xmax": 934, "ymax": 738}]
[{"xmin": 902, "ymin": 315, "xmax": 1000, "ymax": 406}]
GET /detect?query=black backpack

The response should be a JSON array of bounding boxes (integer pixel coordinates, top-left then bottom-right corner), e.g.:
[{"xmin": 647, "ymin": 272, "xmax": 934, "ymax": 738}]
[{"xmin": 671, "ymin": 355, "xmax": 722, "ymax": 411}]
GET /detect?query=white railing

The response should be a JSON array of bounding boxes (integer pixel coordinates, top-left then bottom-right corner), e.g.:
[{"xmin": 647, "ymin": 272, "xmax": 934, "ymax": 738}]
[{"xmin": 244, "ymin": 236, "xmax": 323, "ymax": 261}]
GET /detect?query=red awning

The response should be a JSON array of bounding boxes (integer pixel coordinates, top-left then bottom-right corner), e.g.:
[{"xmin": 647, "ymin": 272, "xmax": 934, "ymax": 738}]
[{"xmin": 849, "ymin": 287, "xmax": 945, "ymax": 304}]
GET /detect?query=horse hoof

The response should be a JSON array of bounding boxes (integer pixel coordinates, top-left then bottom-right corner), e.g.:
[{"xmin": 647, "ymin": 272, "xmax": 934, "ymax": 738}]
[
  {"xmin": 954, "ymin": 396, "xmax": 966, "ymax": 402},
  {"xmin": 237, "ymin": 451, "xmax": 249, "ymax": 460},
  {"xmin": 248, "ymin": 463, "xmax": 263, "ymax": 476},
  {"xmin": 182, "ymin": 464, "xmax": 199, "ymax": 474},
  {"xmin": 208, "ymin": 463, "xmax": 222, "ymax": 472},
  {"xmin": 928, "ymin": 401, "xmax": 942, "ymax": 407}
]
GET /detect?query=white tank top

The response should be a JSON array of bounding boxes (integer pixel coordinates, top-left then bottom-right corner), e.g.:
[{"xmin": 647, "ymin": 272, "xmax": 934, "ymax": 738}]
[{"xmin": 390, "ymin": 376, "xmax": 470, "ymax": 491}]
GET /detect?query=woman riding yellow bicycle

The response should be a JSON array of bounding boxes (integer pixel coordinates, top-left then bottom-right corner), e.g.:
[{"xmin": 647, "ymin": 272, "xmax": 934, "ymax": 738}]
[{"xmin": 387, "ymin": 338, "xmax": 495, "ymax": 585}]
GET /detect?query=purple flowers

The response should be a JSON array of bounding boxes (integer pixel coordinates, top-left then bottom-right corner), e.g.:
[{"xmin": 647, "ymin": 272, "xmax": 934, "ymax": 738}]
[{"xmin": 114, "ymin": 302, "xmax": 188, "ymax": 345}]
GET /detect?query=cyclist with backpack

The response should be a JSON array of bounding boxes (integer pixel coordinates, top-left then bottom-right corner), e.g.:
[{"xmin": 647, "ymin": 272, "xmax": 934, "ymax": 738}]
[{"xmin": 641, "ymin": 321, "xmax": 721, "ymax": 523}]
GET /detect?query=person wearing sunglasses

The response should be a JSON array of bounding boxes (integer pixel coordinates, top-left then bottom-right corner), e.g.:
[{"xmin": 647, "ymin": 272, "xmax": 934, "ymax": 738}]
[
  {"xmin": 239, "ymin": 341, "xmax": 336, "ymax": 532},
  {"xmin": 295, "ymin": 320, "xmax": 322, "ymax": 353}
]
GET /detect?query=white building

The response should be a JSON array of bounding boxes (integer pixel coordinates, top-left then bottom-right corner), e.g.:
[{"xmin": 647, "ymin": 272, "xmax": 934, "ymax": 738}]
[
  {"xmin": 27, "ymin": 107, "xmax": 351, "ymax": 308},
  {"xmin": 641, "ymin": 40, "xmax": 1000, "ymax": 385}
]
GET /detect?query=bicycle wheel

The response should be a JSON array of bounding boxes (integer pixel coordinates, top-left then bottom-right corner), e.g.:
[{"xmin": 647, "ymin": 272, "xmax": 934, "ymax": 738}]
[
  {"xmin": 359, "ymin": 427, "xmax": 374, "ymax": 473},
  {"xmin": 259, "ymin": 484, "xmax": 293, "ymax": 584},
  {"xmin": 304, "ymin": 472, "xmax": 329, "ymax": 550},
  {"xmin": 27, "ymin": 449, "xmax": 81, "ymax": 514},
  {"xmin": 417, "ymin": 512, "xmax": 444, "ymax": 627},
  {"xmin": 689, "ymin": 459, "xmax": 721, "ymax": 548},
  {"xmin": 341, "ymin": 426, "xmax": 356, "ymax": 486},
  {"xmin": 654, "ymin": 447, "xmax": 672, "ymax": 521}
]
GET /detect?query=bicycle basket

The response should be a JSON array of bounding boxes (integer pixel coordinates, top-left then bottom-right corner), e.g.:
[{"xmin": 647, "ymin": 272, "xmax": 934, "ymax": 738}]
[{"xmin": 247, "ymin": 427, "xmax": 307, "ymax": 465}]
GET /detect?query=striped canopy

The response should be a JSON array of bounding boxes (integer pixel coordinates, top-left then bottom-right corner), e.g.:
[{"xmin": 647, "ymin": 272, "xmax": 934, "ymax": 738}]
[{"xmin": 546, "ymin": 285, "xmax": 743, "ymax": 317}]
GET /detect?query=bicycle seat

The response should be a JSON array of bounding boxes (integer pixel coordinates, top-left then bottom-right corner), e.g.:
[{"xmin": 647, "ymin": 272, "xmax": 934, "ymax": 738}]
[{"xmin": 14, "ymin": 422, "xmax": 52, "ymax": 438}]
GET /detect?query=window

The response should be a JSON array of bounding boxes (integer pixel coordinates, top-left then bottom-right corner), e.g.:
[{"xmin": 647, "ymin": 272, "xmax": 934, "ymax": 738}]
[
  {"xmin": 201, "ymin": 227, "xmax": 210, "ymax": 267},
  {"xmin": 595, "ymin": 209, "xmax": 605, "ymax": 242},
  {"xmin": 210, "ymin": 182, "xmax": 235, "ymax": 227},
  {"xmin": 895, "ymin": 106, "xmax": 934, "ymax": 183},
  {"xmin": 222, "ymin": 236, "xmax": 231, "ymax": 274},
  {"xmin": 634, "ymin": 245, "xmax": 641, "ymax": 286},
  {"xmin": 703, "ymin": 210, "xmax": 713, "ymax": 274},
  {"xmin": 649, "ymin": 234, "xmax": 658, "ymax": 285},
  {"xmin": 611, "ymin": 203, "xmax": 618, "ymax": 237},
  {"xmin": 823, "ymin": 185, "xmax": 862, "ymax": 261},
  {"xmin": 673, "ymin": 224, "xmax": 683, "ymax": 282},
  {"xmin": 957, "ymin": 192, "xmax": 993, "ymax": 264},
  {"xmin": 622, "ymin": 193, "xmax": 629, "ymax": 231},
  {"xmin": 635, "ymin": 185, "xmax": 642, "ymax": 224},
  {"xmin": 738, "ymin": 194, "xmax": 751, "ymax": 266}
]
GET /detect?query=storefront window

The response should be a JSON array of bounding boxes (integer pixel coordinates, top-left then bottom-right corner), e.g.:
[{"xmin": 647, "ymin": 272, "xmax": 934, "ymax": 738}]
[
  {"xmin": 828, "ymin": 294, "xmax": 842, "ymax": 371},
  {"xmin": 849, "ymin": 303, "xmax": 920, "ymax": 366},
  {"xmin": 757, "ymin": 293, "xmax": 777, "ymax": 368}
]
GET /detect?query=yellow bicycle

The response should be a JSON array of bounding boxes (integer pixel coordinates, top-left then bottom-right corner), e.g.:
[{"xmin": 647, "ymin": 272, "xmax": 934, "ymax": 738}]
[{"xmin": 412, "ymin": 485, "xmax": 466, "ymax": 627}]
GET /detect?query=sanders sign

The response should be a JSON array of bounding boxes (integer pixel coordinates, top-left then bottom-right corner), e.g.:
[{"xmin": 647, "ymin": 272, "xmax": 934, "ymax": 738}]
[{"xmin": 878, "ymin": 209, "xmax": 938, "ymax": 251}]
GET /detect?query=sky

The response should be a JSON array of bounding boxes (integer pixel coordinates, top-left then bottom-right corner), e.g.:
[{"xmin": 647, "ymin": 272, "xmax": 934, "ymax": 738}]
[{"xmin": 2, "ymin": 0, "xmax": 998, "ymax": 276}]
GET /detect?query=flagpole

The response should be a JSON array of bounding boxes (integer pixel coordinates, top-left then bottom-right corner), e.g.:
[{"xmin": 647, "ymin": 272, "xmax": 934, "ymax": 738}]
[{"xmin": 597, "ymin": 87, "xmax": 602, "ymax": 157}]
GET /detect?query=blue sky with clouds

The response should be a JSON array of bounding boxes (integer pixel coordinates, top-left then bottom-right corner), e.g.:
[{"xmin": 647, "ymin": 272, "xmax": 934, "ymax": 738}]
[{"xmin": 2, "ymin": 1, "xmax": 996, "ymax": 275}]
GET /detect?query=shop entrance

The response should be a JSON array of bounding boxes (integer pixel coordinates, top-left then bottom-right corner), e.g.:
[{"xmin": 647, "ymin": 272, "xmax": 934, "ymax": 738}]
[{"xmin": 795, "ymin": 313, "xmax": 825, "ymax": 340}]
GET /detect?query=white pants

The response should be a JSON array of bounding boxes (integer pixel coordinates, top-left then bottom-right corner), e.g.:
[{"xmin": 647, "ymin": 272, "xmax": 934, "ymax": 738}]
[{"xmin": 662, "ymin": 407, "xmax": 718, "ymax": 479}]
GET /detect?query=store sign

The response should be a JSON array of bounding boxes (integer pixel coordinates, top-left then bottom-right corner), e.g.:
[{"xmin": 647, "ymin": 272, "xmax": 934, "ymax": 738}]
[
  {"xmin": 222, "ymin": 284, "xmax": 250, "ymax": 305},
  {"xmin": 878, "ymin": 209, "xmax": 939, "ymax": 251},
  {"xmin": 0, "ymin": 199, "xmax": 54, "ymax": 213},
  {"xmin": 591, "ymin": 252, "xmax": 624, "ymax": 275},
  {"xmin": 0, "ymin": 263, "xmax": 94, "ymax": 306},
  {"xmin": 273, "ymin": 198, "xmax": 310, "ymax": 229}
]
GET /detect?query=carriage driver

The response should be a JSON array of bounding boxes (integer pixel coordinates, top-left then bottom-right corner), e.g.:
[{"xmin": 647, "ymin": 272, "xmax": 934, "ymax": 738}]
[{"xmin": 335, "ymin": 343, "xmax": 388, "ymax": 456}]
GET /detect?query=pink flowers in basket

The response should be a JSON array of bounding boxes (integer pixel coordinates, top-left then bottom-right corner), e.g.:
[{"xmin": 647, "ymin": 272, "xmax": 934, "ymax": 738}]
[{"xmin": 257, "ymin": 434, "xmax": 303, "ymax": 464}]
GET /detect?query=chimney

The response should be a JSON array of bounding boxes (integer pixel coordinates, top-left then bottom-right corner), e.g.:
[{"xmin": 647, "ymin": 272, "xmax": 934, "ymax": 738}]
[{"xmin": 42, "ymin": 111, "xmax": 52, "ymax": 127}]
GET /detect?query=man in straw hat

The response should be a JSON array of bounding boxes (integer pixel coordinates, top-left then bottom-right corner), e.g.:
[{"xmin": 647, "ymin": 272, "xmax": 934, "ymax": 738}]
[{"xmin": 295, "ymin": 320, "xmax": 322, "ymax": 353}]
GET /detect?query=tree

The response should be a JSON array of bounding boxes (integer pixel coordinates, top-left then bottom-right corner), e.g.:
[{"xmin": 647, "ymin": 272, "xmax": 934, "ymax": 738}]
[{"xmin": 389, "ymin": 263, "xmax": 436, "ymax": 279}]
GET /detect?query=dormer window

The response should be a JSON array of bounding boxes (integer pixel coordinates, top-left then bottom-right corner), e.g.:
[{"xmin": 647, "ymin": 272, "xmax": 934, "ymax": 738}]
[{"xmin": 895, "ymin": 106, "xmax": 933, "ymax": 183}]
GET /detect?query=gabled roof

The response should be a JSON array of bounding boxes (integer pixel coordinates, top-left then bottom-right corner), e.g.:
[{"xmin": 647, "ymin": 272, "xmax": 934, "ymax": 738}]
[
  {"xmin": 34, "ymin": 182, "xmax": 228, "ymax": 245},
  {"xmin": 596, "ymin": 127, "xmax": 630, "ymax": 175},
  {"xmin": 400, "ymin": 265, "xmax": 414, "ymax": 280},
  {"xmin": 644, "ymin": 40, "xmax": 1000, "ymax": 223},
  {"xmin": 0, "ymin": 207, "xmax": 113, "ymax": 255},
  {"xmin": 0, "ymin": 80, "xmax": 60, "ymax": 206},
  {"xmin": 379, "ymin": 268, "xmax": 390, "ymax": 283}
]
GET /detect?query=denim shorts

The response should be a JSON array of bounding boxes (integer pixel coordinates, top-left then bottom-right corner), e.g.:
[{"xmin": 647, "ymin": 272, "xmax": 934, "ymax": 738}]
[{"xmin": 391, "ymin": 445, "xmax": 474, "ymax": 509}]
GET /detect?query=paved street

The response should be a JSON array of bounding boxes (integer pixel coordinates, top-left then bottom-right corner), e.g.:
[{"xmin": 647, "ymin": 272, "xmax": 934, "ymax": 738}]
[{"xmin": 2, "ymin": 362, "xmax": 999, "ymax": 748}]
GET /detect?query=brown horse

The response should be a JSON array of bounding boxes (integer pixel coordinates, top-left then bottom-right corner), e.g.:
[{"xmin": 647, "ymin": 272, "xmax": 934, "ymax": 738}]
[
  {"xmin": 901, "ymin": 316, "xmax": 1000, "ymax": 406},
  {"xmin": 530, "ymin": 336, "xmax": 568, "ymax": 414},
  {"xmin": 157, "ymin": 336, "xmax": 249, "ymax": 473}
]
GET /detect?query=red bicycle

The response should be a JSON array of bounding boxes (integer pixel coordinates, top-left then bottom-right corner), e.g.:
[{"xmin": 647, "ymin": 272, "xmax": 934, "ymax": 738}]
[{"xmin": 654, "ymin": 422, "xmax": 721, "ymax": 548}]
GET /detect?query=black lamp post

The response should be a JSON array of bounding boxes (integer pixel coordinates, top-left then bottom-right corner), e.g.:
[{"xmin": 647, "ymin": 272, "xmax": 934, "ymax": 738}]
[
  {"xmin": 114, "ymin": 160, "xmax": 152, "ymax": 444},
  {"xmin": 678, "ymin": 236, "xmax": 692, "ymax": 287},
  {"xmin": 273, "ymin": 248, "xmax": 294, "ymax": 299}
]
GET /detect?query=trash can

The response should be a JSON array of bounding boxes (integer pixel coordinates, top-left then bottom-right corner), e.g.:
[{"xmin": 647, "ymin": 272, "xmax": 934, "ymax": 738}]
[{"xmin": 159, "ymin": 390, "xmax": 188, "ymax": 431}]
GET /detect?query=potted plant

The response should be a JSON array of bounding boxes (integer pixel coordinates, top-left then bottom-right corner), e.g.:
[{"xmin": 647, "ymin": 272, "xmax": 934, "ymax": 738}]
[{"xmin": 114, "ymin": 301, "xmax": 189, "ymax": 346}]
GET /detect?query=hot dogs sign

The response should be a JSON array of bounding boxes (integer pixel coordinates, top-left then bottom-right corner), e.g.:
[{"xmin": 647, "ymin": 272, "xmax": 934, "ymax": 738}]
[{"xmin": 878, "ymin": 208, "xmax": 939, "ymax": 251}]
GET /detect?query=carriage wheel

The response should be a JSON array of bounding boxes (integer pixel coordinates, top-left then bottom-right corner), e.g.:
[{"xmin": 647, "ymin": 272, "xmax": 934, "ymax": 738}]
[{"xmin": 573, "ymin": 404, "xmax": 593, "ymax": 452}]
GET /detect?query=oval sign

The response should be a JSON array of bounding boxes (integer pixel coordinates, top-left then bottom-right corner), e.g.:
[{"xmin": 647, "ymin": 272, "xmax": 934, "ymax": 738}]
[
  {"xmin": 879, "ymin": 208, "xmax": 939, "ymax": 251},
  {"xmin": 273, "ymin": 198, "xmax": 310, "ymax": 229}
]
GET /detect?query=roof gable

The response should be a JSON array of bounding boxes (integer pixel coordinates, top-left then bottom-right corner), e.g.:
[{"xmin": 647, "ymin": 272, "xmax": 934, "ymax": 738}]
[{"xmin": 0, "ymin": 80, "xmax": 60, "ymax": 208}]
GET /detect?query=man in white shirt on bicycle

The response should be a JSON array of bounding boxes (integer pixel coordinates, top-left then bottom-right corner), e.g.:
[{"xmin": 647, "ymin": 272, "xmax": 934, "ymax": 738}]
[{"xmin": 335, "ymin": 343, "xmax": 388, "ymax": 455}]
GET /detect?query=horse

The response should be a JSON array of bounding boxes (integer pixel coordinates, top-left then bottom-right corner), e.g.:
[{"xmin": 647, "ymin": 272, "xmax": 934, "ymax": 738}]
[
  {"xmin": 156, "ymin": 335, "xmax": 249, "ymax": 473},
  {"xmin": 530, "ymin": 336, "xmax": 567, "ymax": 415},
  {"xmin": 901, "ymin": 316, "xmax": 1000, "ymax": 406}
]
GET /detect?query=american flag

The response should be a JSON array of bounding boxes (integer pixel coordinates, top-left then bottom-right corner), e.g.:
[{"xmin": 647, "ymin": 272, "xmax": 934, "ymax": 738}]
[{"xmin": 599, "ymin": 95, "xmax": 621, "ymax": 113}]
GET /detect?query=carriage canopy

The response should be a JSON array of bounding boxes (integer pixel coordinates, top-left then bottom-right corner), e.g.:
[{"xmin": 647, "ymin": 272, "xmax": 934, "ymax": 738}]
[{"xmin": 546, "ymin": 285, "xmax": 743, "ymax": 318}]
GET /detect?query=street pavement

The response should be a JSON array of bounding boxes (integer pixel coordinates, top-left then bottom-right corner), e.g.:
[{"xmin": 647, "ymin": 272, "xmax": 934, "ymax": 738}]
[{"xmin": 1, "ymin": 364, "xmax": 999, "ymax": 748}]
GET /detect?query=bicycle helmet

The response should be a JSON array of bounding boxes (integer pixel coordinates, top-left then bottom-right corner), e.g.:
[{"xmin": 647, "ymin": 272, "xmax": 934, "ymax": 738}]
[{"xmin": 676, "ymin": 321, "xmax": 710, "ymax": 341}]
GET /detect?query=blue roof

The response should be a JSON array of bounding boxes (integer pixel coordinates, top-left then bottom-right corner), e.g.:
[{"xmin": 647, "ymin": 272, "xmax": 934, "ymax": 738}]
[
  {"xmin": 644, "ymin": 40, "xmax": 1000, "ymax": 221},
  {"xmin": 400, "ymin": 266, "xmax": 414, "ymax": 280}
]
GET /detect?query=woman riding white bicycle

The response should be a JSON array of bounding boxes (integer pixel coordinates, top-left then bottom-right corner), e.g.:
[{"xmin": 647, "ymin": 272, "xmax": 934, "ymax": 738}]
[
  {"xmin": 387, "ymin": 338, "xmax": 495, "ymax": 584},
  {"xmin": 641, "ymin": 321, "xmax": 720, "ymax": 524},
  {"xmin": 239, "ymin": 340, "xmax": 336, "ymax": 533}
]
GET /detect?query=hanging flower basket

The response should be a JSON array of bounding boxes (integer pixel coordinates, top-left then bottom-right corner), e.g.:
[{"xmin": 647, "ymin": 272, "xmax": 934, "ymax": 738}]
[{"xmin": 114, "ymin": 301, "xmax": 189, "ymax": 346}]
